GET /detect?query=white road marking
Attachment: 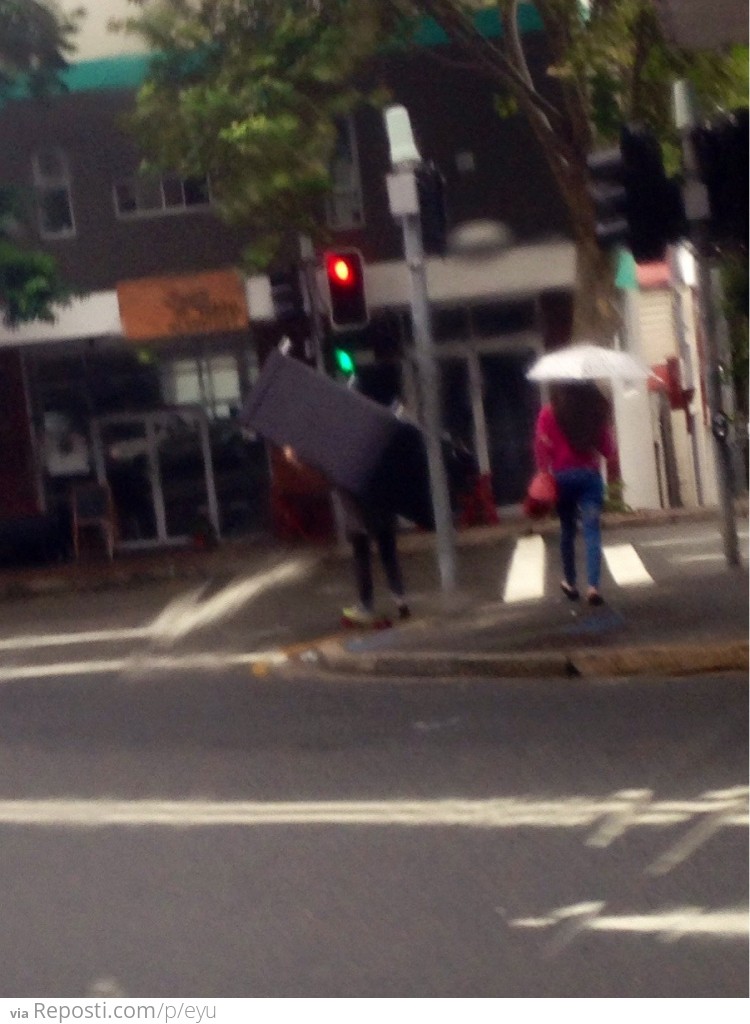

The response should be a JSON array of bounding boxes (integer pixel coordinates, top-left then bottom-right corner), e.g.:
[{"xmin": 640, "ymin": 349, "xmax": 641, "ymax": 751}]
[
  {"xmin": 639, "ymin": 530, "xmax": 748, "ymax": 548},
  {"xmin": 503, "ymin": 535, "xmax": 545, "ymax": 602},
  {"xmin": 0, "ymin": 788, "xmax": 744, "ymax": 831},
  {"xmin": 674, "ymin": 553, "xmax": 737, "ymax": 564},
  {"xmin": 0, "ymin": 650, "xmax": 287, "ymax": 682},
  {"xmin": 511, "ymin": 902, "xmax": 748, "ymax": 941},
  {"xmin": 0, "ymin": 557, "xmax": 316, "ymax": 654},
  {"xmin": 602, "ymin": 543, "xmax": 654, "ymax": 587},
  {"xmin": 0, "ymin": 627, "xmax": 153, "ymax": 652}
]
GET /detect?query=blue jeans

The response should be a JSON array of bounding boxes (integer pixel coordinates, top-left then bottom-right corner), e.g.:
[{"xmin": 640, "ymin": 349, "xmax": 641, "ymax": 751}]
[{"xmin": 554, "ymin": 468, "xmax": 605, "ymax": 589}]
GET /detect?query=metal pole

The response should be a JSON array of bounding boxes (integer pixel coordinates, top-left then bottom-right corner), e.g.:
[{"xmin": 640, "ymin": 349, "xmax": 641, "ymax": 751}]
[
  {"xmin": 400, "ymin": 209, "xmax": 457, "ymax": 593},
  {"xmin": 383, "ymin": 104, "xmax": 457, "ymax": 593},
  {"xmin": 673, "ymin": 81, "xmax": 740, "ymax": 568},
  {"xmin": 695, "ymin": 240, "xmax": 741, "ymax": 567},
  {"xmin": 299, "ymin": 234, "xmax": 347, "ymax": 547},
  {"xmin": 667, "ymin": 246, "xmax": 703, "ymax": 505}
]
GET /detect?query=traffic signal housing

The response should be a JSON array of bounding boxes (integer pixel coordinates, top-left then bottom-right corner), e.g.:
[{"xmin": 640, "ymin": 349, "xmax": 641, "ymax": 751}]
[
  {"xmin": 324, "ymin": 248, "xmax": 369, "ymax": 331},
  {"xmin": 269, "ymin": 266, "xmax": 306, "ymax": 324},
  {"xmin": 587, "ymin": 125, "xmax": 686, "ymax": 262},
  {"xmin": 416, "ymin": 162, "xmax": 448, "ymax": 256},
  {"xmin": 691, "ymin": 108, "xmax": 749, "ymax": 250}
]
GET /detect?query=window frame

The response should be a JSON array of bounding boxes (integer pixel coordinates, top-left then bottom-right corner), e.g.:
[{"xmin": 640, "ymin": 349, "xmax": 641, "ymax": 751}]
[
  {"xmin": 32, "ymin": 147, "xmax": 76, "ymax": 240},
  {"xmin": 113, "ymin": 172, "xmax": 213, "ymax": 220}
]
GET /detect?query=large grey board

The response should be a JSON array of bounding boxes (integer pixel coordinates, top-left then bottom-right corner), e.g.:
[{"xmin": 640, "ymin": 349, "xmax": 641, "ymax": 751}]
[{"xmin": 240, "ymin": 350, "xmax": 435, "ymax": 528}]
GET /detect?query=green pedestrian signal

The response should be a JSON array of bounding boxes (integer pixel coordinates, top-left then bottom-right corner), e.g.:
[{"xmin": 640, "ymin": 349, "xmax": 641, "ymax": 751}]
[{"xmin": 334, "ymin": 347, "xmax": 356, "ymax": 375}]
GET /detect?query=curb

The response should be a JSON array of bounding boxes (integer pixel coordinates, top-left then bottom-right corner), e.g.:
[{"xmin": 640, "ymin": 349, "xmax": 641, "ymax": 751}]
[{"xmin": 313, "ymin": 639, "xmax": 749, "ymax": 680}]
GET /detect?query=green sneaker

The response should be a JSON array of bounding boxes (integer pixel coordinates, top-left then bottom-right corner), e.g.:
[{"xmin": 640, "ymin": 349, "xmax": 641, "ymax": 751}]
[{"xmin": 341, "ymin": 605, "xmax": 375, "ymax": 626}]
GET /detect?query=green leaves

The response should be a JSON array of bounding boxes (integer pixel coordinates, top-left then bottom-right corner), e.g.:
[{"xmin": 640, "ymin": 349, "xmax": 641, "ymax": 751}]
[
  {"xmin": 0, "ymin": 232, "xmax": 72, "ymax": 326},
  {"xmin": 0, "ymin": 0, "xmax": 81, "ymax": 97},
  {"xmin": 119, "ymin": 0, "xmax": 389, "ymax": 268}
]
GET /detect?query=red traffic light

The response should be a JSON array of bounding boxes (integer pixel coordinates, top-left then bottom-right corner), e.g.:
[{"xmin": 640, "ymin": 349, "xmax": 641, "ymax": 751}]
[
  {"xmin": 326, "ymin": 253, "xmax": 357, "ymax": 286},
  {"xmin": 324, "ymin": 249, "xmax": 368, "ymax": 330}
]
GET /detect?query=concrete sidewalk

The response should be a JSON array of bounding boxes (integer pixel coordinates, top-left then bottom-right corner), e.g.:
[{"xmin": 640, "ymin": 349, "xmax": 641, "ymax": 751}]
[
  {"xmin": 308, "ymin": 503, "xmax": 749, "ymax": 680},
  {"xmin": 1, "ymin": 500, "xmax": 744, "ymax": 599},
  {"xmin": 1, "ymin": 502, "xmax": 748, "ymax": 680}
]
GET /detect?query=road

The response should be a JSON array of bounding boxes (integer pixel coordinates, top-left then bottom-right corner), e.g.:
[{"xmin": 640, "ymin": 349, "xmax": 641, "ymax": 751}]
[
  {"xmin": 0, "ymin": 518, "xmax": 747, "ymax": 997},
  {"xmin": 0, "ymin": 667, "xmax": 747, "ymax": 998}
]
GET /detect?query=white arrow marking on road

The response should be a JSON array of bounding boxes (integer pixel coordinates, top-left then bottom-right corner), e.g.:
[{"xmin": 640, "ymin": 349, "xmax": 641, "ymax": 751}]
[
  {"xmin": 0, "ymin": 556, "xmax": 316, "ymax": 654},
  {"xmin": 147, "ymin": 556, "xmax": 317, "ymax": 642},
  {"xmin": 503, "ymin": 536, "xmax": 545, "ymax": 602}
]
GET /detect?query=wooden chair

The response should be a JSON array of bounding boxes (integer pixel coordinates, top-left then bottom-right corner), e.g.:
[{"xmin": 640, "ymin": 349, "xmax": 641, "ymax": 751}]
[{"xmin": 70, "ymin": 481, "xmax": 116, "ymax": 561}]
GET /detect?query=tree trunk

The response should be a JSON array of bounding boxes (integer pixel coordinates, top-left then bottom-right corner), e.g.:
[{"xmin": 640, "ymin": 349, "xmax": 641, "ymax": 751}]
[{"xmin": 572, "ymin": 234, "xmax": 622, "ymax": 343}]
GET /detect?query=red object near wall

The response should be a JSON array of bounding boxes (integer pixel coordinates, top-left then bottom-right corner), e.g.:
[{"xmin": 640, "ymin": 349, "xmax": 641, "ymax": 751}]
[
  {"xmin": 269, "ymin": 446, "xmax": 334, "ymax": 542},
  {"xmin": 0, "ymin": 350, "xmax": 40, "ymax": 520},
  {"xmin": 457, "ymin": 473, "xmax": 500, "ymax": 528},
  {"xmin": 649, "ymin": 358, "xmax": 692, "ymax": 411}
]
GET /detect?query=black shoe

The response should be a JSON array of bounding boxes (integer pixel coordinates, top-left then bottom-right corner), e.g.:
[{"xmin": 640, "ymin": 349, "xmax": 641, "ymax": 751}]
[
  {"xmin": 587, "ymin": 590, "xmax": 604, "ymax": 606},
  {"xmin": 560, "ymin": 582, "xmax": 579, "ymax": 601},
  {"xmin": 397, "ymin": 604, "xmax": 411, "ymax": 620}
]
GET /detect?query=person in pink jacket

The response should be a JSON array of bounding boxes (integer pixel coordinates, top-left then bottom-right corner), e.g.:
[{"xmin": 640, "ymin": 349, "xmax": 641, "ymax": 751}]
[{"xmin": 533, "ymin": 382, "xmax": 621, "ymax": 605}]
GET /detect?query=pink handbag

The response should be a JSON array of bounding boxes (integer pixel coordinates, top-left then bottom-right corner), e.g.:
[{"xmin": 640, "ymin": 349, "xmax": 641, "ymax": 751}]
[{"xmin": 524, "ymin": 470, "xmax": 558, "ymax": 518}]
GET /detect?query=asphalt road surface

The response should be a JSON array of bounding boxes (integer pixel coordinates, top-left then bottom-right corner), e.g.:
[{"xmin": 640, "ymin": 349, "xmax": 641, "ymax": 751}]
[{"xmin": 0, "ymin": 667, "xmax": 746, "ymax": 998}]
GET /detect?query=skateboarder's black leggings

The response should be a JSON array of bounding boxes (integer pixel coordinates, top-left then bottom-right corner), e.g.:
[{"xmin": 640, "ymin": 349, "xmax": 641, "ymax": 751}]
[{"xmin": 350, "ymin": 528, "xmax": 405, "ymax": 610}]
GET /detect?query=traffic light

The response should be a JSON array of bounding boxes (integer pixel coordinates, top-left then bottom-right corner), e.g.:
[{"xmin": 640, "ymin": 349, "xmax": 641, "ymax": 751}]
[
  {"xmin": 691, "ymin": 108, "xmax": 748, "ymax": 249},
  {"xmin": 416, "ymin": 162, "xmax": 448, "ymax": 256},
  {"xmin": 587, "ymin": 125, "xmax": 686, "ymax": 262},
  {"xmin": 269, "ymin": 266, "xmax": 306, "ymax": 323},
  {"xmin": 333, "ymin": 346, "xmax": 356, "ymax": 376},
  {"xmin": 324, "ymin": 248, "xmax": 369, "ymax": 331}
]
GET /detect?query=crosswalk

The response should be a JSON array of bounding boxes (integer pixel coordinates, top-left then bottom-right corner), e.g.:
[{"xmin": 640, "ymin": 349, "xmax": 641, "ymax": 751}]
[
  {"xmin": 499, "ymin": 523, "xmax": 748, "ymax": 603},
  {"xmin": 502, "ymin": 538, "xmax": 652, "ymax": 604}
]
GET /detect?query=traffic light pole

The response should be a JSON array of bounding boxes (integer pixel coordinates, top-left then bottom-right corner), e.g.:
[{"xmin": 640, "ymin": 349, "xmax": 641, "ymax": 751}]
[
  {"xmin": 384, "ymin": 106, "xmax": 457, "ymax": 596},
  {"xmin": 400, "ymin": 206, "xmax": 457, "ymax": 595},
  {"xmin": 673, "ymin": 81, "xmax": 741, "ymax": 569},
  {"xmin": 694, "ymin": 239, "xmax": 741, "ymax": 568},
  {"xmin": 298, "ymin": 234, "xmax": 348, "ymax": 548}
]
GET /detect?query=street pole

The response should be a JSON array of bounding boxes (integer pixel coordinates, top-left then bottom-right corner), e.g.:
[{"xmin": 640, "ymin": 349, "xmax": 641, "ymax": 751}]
[
  {"xmin": 299, "ymin": 233, "xmax": 347, "ymax": 547},
  {"xmin": 673, "ymin": 81, "xmax": 740, "ymax": 568},
  {"xmin": 384, "ymin": 106, "xmax": 457, "ymax": 595}
]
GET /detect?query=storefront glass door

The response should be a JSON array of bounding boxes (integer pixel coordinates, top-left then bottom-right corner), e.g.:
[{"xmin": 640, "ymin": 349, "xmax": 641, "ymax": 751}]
[{"xmin": 92, "ymin": 409, "xmax": 219, "ymax": 549}]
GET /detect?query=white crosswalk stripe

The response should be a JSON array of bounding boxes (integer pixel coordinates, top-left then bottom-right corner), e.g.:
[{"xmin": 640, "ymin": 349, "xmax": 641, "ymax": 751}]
[
  {"xmin": 501, "ymin": 539, "xmax": 654, "ymax": 602},
  {"xmin": 502, "ymin": 535, "xmax": 546, "ymax": 603},
  {"xmin": 602, "ymin": 543, "xmax": 654, "ymax": 587}
]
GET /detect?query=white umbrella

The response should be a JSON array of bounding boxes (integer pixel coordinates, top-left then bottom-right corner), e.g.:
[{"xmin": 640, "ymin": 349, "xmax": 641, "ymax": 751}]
[{"xmin": 526, "ymin": 344, "xmax": 653, "ymax": 383}]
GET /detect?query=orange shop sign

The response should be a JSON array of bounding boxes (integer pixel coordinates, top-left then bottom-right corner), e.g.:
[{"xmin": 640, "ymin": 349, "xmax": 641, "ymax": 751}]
[{"xmin": 117, "ymin": 269, "xmax": 249, "ymax": 340}]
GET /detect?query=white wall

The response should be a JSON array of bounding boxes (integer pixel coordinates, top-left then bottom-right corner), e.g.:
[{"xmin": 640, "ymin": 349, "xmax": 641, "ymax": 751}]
[
  {"xmin": 58, "ymin": 0, "xmax": 149, "ymax": 60},
  {"xmin": 615, "ymin": 290, "xmax": 662, "ymax": 510}
]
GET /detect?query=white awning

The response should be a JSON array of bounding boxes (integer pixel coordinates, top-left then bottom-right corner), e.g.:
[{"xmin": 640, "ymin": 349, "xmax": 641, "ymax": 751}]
[{"xmin": 0, "ymin": 240, "xmax": 576, "ymax": 346}]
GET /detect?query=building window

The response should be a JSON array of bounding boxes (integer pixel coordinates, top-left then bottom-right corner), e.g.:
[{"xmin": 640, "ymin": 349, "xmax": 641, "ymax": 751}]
[
  {"xmin": 32, "ymin": 148, "xmax": 75, "ymax": 238},
  {"xmin": 114, "ymin": 173, "xmax": 212, "ymax": 218},
  {"xmin": 160, "ymin": 354, "xmax": 243, "ymax": 420},
  {"xmin": 325, "ymin": 116, "xmax": 364, "ymax": 230}
]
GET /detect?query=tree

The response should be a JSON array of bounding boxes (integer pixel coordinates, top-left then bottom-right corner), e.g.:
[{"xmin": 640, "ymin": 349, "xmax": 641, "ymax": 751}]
[
  {"xmin": 117, "ymin": 0, "xmax": 387, "ymax": 268},
  {"xmin": 0, "ymin": 0, "xmax": 80, "ymax": 325},
  {"xmin": 381, "ymin": 0, "xmax": 746, "ymax": 336},
  {"xmin": 0, "ymin": 0, "xmax": 79, "ymax": 97},
  {"xmin": 119, "ymin": 0, "xmax": 747, "ymax": 336}
]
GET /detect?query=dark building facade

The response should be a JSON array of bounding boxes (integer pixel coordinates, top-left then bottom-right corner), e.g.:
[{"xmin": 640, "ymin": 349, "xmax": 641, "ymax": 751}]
[{"xmin": 0, "ymin": 26, "xmax": 578, "ymax": 563}]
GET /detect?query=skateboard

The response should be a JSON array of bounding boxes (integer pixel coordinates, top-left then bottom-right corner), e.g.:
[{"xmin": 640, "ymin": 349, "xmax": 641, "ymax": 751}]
[{"xmin": 340, "ymin": 614, "xmax": 393, "ymax": 630}]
